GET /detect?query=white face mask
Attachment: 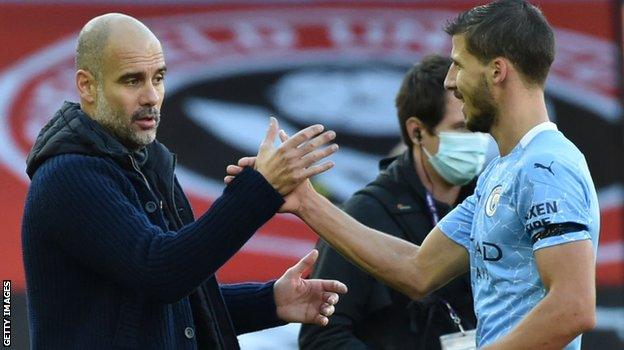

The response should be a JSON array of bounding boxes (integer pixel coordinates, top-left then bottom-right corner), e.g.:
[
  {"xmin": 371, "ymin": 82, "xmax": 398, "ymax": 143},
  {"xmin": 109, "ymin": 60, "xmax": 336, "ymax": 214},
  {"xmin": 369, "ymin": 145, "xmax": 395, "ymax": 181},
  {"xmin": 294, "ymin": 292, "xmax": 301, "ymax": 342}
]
[{"xmin": 422, "ymin": 131, "xmax": 489, "ymax": 185}]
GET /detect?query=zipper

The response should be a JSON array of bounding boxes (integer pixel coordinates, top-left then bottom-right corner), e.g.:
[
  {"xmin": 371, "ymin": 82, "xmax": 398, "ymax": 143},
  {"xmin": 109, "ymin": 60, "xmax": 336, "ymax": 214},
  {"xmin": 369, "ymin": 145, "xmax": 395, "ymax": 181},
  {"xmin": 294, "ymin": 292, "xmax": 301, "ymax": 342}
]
[
  {"xmin": 170, "ymin": 155, "xmax": 184, "ymax": 227},
  {"xmin": 128, "ymin": 155, "xmax": 153, "ymax": 193}
]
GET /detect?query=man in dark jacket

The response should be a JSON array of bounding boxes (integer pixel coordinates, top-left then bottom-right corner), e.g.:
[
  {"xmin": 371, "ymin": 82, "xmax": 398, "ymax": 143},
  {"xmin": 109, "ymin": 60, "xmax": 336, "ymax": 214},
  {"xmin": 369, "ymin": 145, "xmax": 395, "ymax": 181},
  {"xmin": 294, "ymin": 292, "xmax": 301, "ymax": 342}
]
[
  {"xmin": 298, "ymin": 55, "xmax": 488, "ymax": 349},
  {"xmin": 21, "ymin": 13, "xmax": 346, "ymax": 349}
]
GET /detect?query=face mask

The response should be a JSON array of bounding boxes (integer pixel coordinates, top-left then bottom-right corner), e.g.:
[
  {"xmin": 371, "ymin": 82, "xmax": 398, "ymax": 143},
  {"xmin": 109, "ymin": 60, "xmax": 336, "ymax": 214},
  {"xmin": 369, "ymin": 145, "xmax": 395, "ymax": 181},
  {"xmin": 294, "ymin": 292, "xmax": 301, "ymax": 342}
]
[{"xmin": 422, "ymin": 131, "xmax": 489, "ymax": 185}]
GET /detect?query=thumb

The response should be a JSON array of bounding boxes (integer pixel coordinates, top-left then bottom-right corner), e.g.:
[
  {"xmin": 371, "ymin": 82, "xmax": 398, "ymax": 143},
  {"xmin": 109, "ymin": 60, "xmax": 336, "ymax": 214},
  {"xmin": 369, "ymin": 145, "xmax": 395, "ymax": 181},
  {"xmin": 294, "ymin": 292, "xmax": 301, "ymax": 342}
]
[
  {"xmin": 289, "ymin": 249, "xmax": 318, "ymax": 277},
  {"xmin": 237, "ymin": 156, "xmax": 257, "ymax": 168},
  {"xmin": 260, "ymin": 117, "xmax": 279, "ymax": 149}
]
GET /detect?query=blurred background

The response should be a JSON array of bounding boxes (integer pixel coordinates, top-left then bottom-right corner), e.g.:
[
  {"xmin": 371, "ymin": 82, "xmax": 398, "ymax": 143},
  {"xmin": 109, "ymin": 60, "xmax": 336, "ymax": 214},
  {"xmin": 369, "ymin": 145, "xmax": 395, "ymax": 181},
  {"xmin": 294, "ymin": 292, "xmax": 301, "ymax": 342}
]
[{"xmin": 0, "ymin": 0, "xmax": 622, "ymax": 349}]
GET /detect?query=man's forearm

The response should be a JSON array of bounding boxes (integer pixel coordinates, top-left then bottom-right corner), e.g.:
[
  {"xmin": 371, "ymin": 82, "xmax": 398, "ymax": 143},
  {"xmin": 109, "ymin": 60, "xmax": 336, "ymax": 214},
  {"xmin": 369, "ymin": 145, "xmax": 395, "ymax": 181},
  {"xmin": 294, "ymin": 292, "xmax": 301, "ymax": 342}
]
[
  {"xmin": 483, "ymin": 291, "xmax": 594, "ymax": 350},
  {"xmin": 297, "ymin": 191, "xmax": 423, "ymax": 298}
]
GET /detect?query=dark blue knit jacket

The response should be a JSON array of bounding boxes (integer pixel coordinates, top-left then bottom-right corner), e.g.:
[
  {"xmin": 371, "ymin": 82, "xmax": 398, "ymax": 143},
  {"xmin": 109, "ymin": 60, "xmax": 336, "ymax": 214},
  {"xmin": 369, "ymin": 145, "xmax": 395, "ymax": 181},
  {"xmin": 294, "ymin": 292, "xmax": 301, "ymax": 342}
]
[{"xmin": 22, "ymin": 102, "xmax": 286, "ymax": 349}]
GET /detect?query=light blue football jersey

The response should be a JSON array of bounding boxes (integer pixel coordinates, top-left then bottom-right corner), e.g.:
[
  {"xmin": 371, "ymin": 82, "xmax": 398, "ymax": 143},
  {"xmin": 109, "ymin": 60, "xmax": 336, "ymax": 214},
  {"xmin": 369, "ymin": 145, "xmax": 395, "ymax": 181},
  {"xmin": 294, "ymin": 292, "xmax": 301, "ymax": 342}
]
[{"xmin": 438, "ymin": 122, "xmax": 600, "ymax": 349}]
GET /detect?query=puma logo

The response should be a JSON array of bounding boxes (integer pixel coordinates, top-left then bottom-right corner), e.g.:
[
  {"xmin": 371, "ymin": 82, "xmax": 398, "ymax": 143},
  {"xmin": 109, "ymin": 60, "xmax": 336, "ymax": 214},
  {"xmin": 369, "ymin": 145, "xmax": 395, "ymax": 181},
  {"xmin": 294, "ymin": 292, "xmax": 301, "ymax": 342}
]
[{"xmin": 534, "ymin": 161, "xmax": 554, "ymax": 175}]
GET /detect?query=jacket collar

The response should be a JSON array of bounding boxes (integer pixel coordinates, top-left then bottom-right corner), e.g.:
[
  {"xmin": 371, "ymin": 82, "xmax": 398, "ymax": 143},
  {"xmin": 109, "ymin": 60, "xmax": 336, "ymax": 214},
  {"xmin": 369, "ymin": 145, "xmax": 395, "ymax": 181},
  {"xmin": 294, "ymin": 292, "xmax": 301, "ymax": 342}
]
[
  {"xmin": 378, "ymin": 150, "xmax": 429, "ymax": 203},
  {"xmin": 26, "ymin": 101, "xmax": 174, "ymax": 179}
]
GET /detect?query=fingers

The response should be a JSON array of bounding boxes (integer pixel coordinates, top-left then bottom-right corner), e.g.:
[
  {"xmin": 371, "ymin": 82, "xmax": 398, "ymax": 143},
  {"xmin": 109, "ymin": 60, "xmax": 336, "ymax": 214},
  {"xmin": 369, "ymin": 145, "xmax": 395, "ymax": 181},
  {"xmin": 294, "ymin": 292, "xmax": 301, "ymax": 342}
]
[
  {"xmin": 256, "ymin": 123, "xmax": 337, "ymax": 195},
  {"xmin": 260, "ymin": 117, "xmax": 279, "ymax": 149},
  {"xmin": 226, "ymin": 165, "xmax": 244, "ymax": 176},
  {"xmin": 323, "ymin": 292, "xmax": 340, "ymax": 305},
  {"xmin": 308, "ymin": 284, "xmax": 345, "ymax": 327},
  {"xmin": 224, "ymin": 156, "xmax": 256, "ymax": 185},
  {"xmin": 279, "ymin": 129, "xmax": 288, "ymax": 142},
  {"xmin": 281, "ymin": 124, "xmax": 324, "ymax": 150},
  {"xmin": 321, "ymin": 279, "xmax": 348, "ymax": 294},
  {"xmin": 320, "ymin": 303, "xmax": 335, "ymax": 317},
  {"xmin": 296, "ymin": 130, "xmax": 337, "ymax": 159},
  {"xmin": 237, "ymin": 156, "xmax": 256, "ymax": 168},
  {"xmin": 300, "ymin": 143, "xmax": 339, "ymax": 168},
  {"xmin": 298, "ymin": 161, "xmax": 336, "ymax": 180},
  {"xmin": 314, "ymin": 314, "xmax": 330, "ymax": 327},
  {"xmin": 289, "ymin": 249, "xmax": 318, "ymax": 277},
  {"xmin": 313, "ymin": 303, "xmax": 335, "ymax": 326},
  {"xmin": 280, "ymin": 128, "xmax": 338, "ymax": 174},
  {"xmin": 224, "ymin": 155, "xmax": 254, "ymax": 176},
  {"xmin": 224, "ymin": 164, "xmax": 244, "ymax": 185},
  {"xmin": 224, "ymin": 175, "xmax": 235, "ymax": 185}
]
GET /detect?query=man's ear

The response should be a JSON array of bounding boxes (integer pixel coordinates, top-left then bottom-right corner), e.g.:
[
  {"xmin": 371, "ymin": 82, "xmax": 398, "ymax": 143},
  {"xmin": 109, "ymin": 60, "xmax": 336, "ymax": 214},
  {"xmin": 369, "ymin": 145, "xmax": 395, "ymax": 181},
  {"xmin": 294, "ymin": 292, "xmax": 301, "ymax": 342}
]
[
  {"xmin": 405, "ymin": 116, "xmax": 424, "ymax": 143},
  {"xmin": 490, "ymin": 57, "xmax": 508, "ymax": 85},
  {"xmin": 76, "ymin": 69, "xmax": 97, "ymax": 104}
]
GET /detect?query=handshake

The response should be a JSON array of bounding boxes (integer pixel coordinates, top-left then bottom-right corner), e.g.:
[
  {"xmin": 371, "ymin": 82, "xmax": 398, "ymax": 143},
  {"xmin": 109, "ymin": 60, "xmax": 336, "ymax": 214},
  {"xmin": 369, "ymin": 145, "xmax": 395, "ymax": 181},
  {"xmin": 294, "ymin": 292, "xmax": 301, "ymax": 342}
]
[
  {"xmin": 224, "ymin": 117, "xmax": 347, "ymax": 326},
  {"xmin": 224, "ymin": 117, "xmax": 338, "ymax": 214}
]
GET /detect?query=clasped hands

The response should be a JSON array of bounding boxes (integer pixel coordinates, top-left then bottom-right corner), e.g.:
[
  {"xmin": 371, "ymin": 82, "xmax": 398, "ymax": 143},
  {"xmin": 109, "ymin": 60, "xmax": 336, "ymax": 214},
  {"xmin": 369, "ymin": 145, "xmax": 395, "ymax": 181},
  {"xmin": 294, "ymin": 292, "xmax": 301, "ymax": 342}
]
[
  {"xmin": 232, "ymin": 117, "xmax": 338, "ymax": 195},
  {"xmin": 225, "ymin": 117, "xmax": 333, "ymax": 214},
  {"xmin": 225, "ymin": 117, "xmax": 347, "ymax": 326}
]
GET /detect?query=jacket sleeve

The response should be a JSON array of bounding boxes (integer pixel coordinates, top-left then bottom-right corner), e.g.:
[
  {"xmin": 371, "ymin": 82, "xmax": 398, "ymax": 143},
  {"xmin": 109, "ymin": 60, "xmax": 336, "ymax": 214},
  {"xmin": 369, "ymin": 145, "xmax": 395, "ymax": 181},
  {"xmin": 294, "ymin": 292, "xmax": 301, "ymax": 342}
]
[
  {"xmin": 30, "ymin": 154, "xmax": 284, "ymax": 303},
  {"xmin": 298, "ymin": 193, "xmax": 402, "ymax": 350},
  {"xmin": 221, "ymin": 281, "xmax": 287, "ymax": 335}
]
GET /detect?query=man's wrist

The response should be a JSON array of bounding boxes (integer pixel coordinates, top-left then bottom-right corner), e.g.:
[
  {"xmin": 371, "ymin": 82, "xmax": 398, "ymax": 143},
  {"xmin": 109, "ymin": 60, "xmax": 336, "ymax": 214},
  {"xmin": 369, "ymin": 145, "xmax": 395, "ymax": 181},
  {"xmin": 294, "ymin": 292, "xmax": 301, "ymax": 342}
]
[
  {"xmin": 296, "ymin": 187, "xmax": 323, "ymax": 220},
  {"xmin": 254, "ymin": 167, "xmax": 281, "ymax": 195}
]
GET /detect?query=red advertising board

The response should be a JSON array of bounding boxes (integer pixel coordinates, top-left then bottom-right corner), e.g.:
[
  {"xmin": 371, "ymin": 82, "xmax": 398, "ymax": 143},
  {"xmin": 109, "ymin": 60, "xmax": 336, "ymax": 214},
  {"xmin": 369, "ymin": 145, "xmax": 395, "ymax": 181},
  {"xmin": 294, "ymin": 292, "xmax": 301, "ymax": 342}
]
[
  {"xmin": 1, "ymin": 0, "xmax": 621, "ymax": 289},
  {"xmin": 1, "ymin": 1, "xmax": 622, "ymax": 348}
]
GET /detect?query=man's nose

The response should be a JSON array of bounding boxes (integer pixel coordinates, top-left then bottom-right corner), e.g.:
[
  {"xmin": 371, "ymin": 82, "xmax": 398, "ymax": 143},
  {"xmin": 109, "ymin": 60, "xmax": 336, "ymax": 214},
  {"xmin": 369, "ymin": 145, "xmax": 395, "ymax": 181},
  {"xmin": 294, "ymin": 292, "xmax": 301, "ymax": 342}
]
[
  {"xmin": 444, "ymin": 66, "xmax": 456, "ymax": 91},
  {"xmin": 140, "ymin": 82, "xmax": 160, "ymax": 106}
]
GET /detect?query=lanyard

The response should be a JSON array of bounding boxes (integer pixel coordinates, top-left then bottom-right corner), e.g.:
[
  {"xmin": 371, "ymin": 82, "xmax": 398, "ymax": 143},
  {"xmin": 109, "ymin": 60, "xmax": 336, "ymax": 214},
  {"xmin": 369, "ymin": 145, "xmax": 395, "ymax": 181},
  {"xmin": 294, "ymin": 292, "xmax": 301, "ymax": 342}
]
[
  {"xmin": 424, "ymin": 191, "xmax": 440, "ymax": 226},
  {"xmin": 425, "ymin": 191, "xmax": 466, "ymax": 334},
  {"xmin": 443, "ymin": 300, "xmax": 466, "ymax": 334}
]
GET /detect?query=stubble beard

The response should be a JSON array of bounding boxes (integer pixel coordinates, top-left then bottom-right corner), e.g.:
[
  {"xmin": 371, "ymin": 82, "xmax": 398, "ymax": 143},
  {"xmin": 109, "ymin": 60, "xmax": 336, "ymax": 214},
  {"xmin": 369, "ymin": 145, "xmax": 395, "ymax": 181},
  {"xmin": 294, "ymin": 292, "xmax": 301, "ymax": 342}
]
[
  {"xmin": 466, "ymin": 75, "xmax": 498, "ymax": 133},
  {"xmin": 93, "ymin": 88, "xmax": 160, "ymax": 151}
]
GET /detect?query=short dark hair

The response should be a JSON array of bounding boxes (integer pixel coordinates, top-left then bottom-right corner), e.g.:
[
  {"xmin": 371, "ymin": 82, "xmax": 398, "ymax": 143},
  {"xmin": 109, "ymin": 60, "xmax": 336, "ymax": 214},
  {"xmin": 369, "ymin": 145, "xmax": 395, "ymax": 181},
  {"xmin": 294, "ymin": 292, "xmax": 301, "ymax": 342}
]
[
  {"xmin": 444, "ymin": 0, "xmax": 555, "ymax": 86},
  {"xmin": 395, "ymin": 54, "xmax": 452, "ymax": 148}
]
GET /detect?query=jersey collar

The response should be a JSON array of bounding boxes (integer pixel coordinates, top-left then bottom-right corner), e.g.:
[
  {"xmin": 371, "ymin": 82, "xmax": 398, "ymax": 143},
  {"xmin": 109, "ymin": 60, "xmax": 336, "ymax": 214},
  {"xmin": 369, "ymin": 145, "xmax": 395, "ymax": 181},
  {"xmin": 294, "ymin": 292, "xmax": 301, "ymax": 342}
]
[{"xmin": 519, "ymin": 121, "xmax": 558, "ymax": 148}]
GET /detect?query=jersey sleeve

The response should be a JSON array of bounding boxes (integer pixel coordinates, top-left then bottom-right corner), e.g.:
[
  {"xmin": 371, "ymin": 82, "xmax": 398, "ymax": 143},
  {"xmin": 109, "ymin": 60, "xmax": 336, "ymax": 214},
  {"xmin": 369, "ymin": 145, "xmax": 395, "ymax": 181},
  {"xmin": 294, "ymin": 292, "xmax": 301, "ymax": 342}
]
[
  {"xmin": 516, "ymin": 154, "xmax": 593, "ymax": 252},
  {"xmin": 438, "ymin": 191, "xmax": 476, "ymax": 251}
]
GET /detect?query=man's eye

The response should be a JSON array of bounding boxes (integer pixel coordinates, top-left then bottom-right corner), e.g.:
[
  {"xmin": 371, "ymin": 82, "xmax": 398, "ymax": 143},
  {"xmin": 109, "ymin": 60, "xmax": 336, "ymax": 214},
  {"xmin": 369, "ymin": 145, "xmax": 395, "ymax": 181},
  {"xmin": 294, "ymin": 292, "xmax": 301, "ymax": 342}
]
[
  {"xmin": 154, "ymin": 75, "xmax": 164, "ymax": 84},
  {"xmin": 127, "ymin": 79, "xmax": 139, "ymax": 86}
]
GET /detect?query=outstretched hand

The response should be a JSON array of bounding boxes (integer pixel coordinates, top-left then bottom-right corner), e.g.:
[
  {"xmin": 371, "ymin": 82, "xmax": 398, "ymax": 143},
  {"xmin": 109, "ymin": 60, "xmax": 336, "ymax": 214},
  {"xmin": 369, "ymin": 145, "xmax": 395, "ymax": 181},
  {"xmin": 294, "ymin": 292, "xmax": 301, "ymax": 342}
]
[
  {"xmin": 253, "ymin": 117, "xmax": 338, "ymax": 196},
  {"xmin": 225, "ymin": 129, "xmax": 327, "ymax": 213},
  {"xmin": 273, "ymin": 249, "xmax": 348, "ymax": 326}
]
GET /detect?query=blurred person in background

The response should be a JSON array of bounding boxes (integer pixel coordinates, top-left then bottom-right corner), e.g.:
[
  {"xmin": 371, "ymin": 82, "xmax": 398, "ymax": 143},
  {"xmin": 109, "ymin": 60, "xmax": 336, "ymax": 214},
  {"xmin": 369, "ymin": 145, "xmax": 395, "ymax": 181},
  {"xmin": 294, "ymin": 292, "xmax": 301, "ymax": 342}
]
[
  {"xmin": 298, "ymin": 55, "xmax": 484, "ymax": 349},
  {"xmin": 228, "ymin": 0, "xmax": 600, "ymax": 349},
  {"xmin": 21, "ymin": 13, "xmax": 348, "ymax": 350}
]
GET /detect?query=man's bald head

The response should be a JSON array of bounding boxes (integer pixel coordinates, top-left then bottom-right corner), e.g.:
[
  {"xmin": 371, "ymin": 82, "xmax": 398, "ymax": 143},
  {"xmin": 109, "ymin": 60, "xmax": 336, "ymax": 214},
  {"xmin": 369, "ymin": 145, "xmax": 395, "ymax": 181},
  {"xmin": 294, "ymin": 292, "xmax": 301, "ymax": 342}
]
[
  {"xmin": 75, "ymin": 13, "xmax": 166, "ymax": 150},
  {"xmin": 75, "ymin": 13, "xmax": 160, "ymax": 80}
]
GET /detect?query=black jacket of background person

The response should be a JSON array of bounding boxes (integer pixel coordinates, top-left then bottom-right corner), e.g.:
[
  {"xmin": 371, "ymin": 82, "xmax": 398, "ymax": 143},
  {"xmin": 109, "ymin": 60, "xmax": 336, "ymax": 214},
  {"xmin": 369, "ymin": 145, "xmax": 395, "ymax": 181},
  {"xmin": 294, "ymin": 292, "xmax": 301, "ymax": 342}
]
[
  {"xmin": 22, "ymin": 102, "xmax": 286, "ymax": 349},
  {"xmin": 299, "ymin": 150, "xmax": 477, "ymax": 350}
]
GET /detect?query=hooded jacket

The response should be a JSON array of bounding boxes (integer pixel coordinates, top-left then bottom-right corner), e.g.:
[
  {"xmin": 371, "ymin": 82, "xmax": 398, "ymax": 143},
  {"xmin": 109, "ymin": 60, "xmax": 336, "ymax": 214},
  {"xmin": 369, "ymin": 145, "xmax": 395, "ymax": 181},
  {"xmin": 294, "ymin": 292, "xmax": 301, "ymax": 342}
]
[{"xmin": 22, "ymin": 102, "xmax": 286, "ymax": 349}]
